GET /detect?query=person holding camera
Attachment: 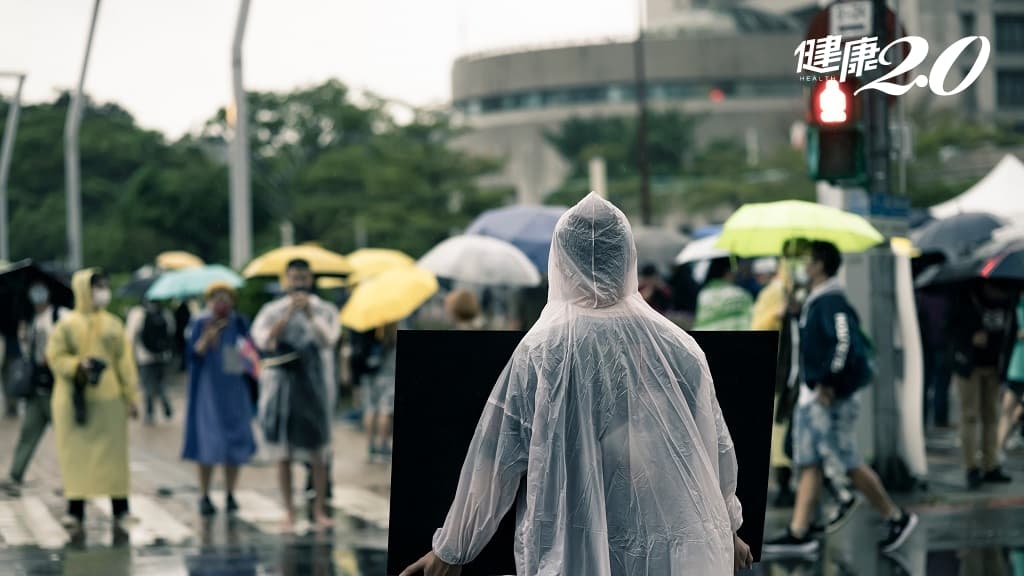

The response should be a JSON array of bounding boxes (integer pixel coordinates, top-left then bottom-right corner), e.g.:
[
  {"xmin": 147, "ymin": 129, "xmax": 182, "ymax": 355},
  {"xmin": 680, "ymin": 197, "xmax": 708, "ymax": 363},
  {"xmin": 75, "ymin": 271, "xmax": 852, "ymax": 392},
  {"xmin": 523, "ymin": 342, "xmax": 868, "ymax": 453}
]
[
  {"xmin": 45, "ymin": 269, "xmax": 139, "ymax": 531},
  {"xmin": 0, "ymin": 282, "xmax": 69, "ymax": 497}
]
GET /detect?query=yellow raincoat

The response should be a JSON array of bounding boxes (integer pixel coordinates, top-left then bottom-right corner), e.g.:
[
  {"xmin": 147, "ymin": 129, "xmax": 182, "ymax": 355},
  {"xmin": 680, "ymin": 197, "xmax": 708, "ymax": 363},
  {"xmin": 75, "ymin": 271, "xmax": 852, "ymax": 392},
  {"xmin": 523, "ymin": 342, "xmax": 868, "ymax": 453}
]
[
  {"xmin": 46, "ymin": 269, "xmax": 138, "ymax": 499},
  {"xmin": 751, "ymin": 265, "xmax": 794, "ymax": 468}
]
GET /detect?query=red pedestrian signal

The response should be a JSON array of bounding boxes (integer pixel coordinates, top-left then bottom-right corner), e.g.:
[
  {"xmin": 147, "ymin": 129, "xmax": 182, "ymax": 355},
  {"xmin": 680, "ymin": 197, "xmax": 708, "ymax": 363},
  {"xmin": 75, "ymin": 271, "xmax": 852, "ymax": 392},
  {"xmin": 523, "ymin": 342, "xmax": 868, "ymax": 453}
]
[{"xmin": 809, "ymin": 78, "xmax": 857, "ymax": 126}]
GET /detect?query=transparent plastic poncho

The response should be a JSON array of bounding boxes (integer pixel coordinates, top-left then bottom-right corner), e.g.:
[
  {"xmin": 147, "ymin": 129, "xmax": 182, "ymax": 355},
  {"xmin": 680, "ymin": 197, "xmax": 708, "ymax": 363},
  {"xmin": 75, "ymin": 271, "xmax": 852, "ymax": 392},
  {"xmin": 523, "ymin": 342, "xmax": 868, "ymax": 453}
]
[{"xmin": 432, "ymin": 193, "xmax": 742, "ymax": 575}]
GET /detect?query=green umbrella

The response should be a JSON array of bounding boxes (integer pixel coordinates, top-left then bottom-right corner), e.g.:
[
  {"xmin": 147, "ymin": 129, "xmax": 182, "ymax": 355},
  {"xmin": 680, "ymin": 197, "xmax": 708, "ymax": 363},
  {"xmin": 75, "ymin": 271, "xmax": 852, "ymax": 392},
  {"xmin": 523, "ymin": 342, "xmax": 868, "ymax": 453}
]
[
  {"xmin": 716, "ymin": 200, "xmax": 885, "ymax": 257},
  {"xmin": 145, "ymin": 264, "xmax": 244, "ymax": 301}
]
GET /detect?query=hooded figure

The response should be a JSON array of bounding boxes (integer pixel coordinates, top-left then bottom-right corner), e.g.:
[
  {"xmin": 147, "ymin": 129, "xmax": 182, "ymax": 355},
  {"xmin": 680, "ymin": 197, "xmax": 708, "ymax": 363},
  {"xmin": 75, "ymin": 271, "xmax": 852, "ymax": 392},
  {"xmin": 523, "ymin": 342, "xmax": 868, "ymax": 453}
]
[
  {"xmin": 46, "ymin": 269, "xmax": 138, "ymax": 504},
  {"xmin": 407, "ymin": 193, "xmax": 745, "ymax": 575}
]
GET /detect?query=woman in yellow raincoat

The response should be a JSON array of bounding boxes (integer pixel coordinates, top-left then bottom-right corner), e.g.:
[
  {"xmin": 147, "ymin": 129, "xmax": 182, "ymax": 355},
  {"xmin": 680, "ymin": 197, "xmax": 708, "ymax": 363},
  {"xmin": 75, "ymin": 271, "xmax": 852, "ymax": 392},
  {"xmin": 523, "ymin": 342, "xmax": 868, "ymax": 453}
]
[{"xmin": 46, "ymin": 269, "xmax": 139, "ymax": 529}]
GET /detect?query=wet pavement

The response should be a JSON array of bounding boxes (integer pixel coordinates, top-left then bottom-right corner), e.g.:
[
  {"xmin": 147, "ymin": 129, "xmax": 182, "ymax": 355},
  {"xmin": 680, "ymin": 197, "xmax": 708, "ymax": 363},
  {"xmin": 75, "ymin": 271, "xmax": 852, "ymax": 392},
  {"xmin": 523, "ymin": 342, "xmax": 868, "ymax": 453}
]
[{"xmin": 1, "ymin": 375, "xmax": 1022, "ymax": 575}]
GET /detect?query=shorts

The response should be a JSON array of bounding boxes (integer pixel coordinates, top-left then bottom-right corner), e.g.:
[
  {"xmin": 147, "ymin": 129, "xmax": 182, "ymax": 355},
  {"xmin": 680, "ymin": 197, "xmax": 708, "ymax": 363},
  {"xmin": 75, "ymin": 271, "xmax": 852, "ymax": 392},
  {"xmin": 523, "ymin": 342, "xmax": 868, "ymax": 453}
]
[
  {"xmin": 792, "ymin": 396, "xmax": 862, "ymax": 474},
  {"xmin": 364, "ymin": 376, "xmax": 394, "ymax": 415}
]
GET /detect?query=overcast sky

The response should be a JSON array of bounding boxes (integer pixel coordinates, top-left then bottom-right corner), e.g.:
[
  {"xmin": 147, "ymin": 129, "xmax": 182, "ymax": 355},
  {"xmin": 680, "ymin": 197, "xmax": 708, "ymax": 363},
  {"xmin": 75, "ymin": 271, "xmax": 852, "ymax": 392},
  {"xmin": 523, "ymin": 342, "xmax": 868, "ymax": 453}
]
[{"xmin": 0, "ymin": 0, "xmax": 638, "ymax": 138}]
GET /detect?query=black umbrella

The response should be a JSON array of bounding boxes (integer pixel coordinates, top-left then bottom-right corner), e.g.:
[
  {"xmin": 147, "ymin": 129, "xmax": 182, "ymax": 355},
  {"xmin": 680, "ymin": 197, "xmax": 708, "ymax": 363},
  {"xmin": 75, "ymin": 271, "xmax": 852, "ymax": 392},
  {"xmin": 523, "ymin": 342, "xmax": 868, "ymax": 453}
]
[
  {"xmin": 911, "ymin": 212, "xmax": 1007, "ymax": 261},
  {"xmin": 916, "ymin": 236, "xmax": 1024, "ymax": 290},
  {"xmin": 0, "ymin": 260, "xmax": 75, "ymax": 338},
  {"xmin": 117, "ymin": 275, "xmax": 159, "ymax": 299}
]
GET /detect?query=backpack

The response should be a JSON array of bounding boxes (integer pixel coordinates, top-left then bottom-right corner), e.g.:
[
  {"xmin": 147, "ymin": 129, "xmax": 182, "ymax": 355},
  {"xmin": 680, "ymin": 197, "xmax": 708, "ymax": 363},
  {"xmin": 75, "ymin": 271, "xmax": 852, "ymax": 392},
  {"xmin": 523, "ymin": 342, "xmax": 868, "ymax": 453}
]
[
  {"xmin": 828, "ymin": 304, "xmax": 876, "ymax": 399},
  {"xmin": 141, "ymin": 310, "xmax": 172, "ymax": 354}
]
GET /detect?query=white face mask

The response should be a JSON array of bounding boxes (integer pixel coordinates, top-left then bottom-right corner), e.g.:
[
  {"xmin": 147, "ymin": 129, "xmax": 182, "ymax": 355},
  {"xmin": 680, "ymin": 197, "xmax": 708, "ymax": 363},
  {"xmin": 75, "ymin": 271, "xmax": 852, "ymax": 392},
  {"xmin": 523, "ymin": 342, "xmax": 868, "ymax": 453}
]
[
  {"xmin": 92, "ymin": 288, "xmax": 112, "ymax": 309},
  {"xmin": 792, "ymin": 263, "xmax": 810, "ymax": 286}
]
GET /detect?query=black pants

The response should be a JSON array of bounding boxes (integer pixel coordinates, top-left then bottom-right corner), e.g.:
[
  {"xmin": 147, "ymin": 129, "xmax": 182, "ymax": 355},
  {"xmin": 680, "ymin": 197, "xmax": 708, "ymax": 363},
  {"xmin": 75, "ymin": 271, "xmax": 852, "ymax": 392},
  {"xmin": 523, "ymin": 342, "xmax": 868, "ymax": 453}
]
[{"xmin": 68, "ymin": 498, "xmax": 128, "ymax": 522}]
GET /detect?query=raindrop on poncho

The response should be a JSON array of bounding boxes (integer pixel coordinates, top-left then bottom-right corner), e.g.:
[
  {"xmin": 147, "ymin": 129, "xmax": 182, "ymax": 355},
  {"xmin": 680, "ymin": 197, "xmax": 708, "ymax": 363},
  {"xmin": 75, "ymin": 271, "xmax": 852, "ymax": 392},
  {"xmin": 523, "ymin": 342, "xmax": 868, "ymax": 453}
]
[{"xmin": 432, "ymin": 193, "xmax": 742, "ymax": 575}]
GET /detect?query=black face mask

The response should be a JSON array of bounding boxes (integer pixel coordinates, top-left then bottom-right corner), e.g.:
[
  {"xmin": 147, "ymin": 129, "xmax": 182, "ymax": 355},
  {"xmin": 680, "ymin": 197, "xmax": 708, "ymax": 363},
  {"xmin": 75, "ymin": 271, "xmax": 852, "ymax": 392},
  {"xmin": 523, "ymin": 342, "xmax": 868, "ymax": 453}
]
[{"xmin": 290, "ymin": 285, "xmax": 313, "ymax": 294}]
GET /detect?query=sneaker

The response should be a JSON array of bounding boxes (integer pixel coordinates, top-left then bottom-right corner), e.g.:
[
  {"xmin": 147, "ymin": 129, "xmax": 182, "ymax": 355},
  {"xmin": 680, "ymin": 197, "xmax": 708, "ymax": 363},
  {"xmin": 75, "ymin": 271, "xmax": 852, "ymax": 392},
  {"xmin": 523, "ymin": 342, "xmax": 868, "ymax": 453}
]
[
  {"xmin": 199, "ymin": 495, "xmax": 217, "ymax": 517},
  {"xmin": 0, "ymin": 478, "xmax": 22, "ymax": 498},
  {"xmin": 60, "ymin": 514, "xmax": 83, "ymax": 531},
  {"xmin": 164, "ymin": 403, "xmax": 174, "ymax": 420},
  {"xmin": 982, "ymin": 467, "xmax": 1012, "ymax": 483},
  {"xmin": 967, "ymin": 468, "xmax": 983, "ymax": 490},
  {"xmin": 225, "ymin": 493, "xmax": 239, "ymax": 514},
  {"xmin": 763, "ymin": 528, "xmax": 819, "ymax": 556},
  {"xmin": 879, "ymin": 510, "xmax": 918, "ymax": 553},
  {"xmin": 825, "ymin": 496, "xmax": 861, "ymax": 534}
]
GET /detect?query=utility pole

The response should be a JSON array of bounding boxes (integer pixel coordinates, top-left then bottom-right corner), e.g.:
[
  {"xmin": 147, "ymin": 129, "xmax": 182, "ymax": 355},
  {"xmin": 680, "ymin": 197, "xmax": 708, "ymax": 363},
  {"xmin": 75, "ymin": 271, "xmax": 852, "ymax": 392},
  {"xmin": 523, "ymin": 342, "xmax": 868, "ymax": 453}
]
[
  {"xmin": 229, "ymin": 0, "xmax": 253, "ymax": 271},
  {"xmin": 64, "ymin": 0, "xmax": 101, "ymax": 271},
  {"xmin": 0, "ymin": 72, "xmax": 25, "ymax": 263},
  {"xmin": 634, "ymin": 0, "xmax": 651, "ymax": 225}
]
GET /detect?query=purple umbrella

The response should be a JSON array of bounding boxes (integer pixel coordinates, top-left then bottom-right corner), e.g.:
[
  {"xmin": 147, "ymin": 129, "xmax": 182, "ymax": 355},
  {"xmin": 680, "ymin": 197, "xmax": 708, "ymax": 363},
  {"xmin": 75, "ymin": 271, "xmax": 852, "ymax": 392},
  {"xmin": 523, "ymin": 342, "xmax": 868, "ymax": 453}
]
[{"xmin": 466, "ymin": 205, "xmax": 567, "ymax": 273}]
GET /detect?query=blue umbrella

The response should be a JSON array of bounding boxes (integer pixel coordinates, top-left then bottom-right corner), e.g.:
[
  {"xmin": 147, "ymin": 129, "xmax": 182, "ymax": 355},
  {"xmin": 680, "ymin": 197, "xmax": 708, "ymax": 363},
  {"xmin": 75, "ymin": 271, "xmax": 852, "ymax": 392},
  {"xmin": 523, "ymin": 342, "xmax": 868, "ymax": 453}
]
[
  {"xmin": 146, "ymin": 265, "xmax": 244, "ymax": 301},
  {"xmin": 466, "ymin": 204, "xmax": 567, "ymax": 273},
  {"xmin": 691, "ymin": 224, "xmax": 723, "ymax": 240}
]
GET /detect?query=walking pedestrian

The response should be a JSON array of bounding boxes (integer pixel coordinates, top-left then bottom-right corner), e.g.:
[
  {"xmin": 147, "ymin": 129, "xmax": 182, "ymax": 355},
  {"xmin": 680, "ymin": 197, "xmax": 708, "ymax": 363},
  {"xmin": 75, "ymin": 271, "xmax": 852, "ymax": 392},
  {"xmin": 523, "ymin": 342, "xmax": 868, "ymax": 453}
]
[
  {"xmin": 125, "ymin": 298, "xmax": 176, "ymax": 425},
  {"xmin": 694, "ymin": 258, "xmax": 754, "ymax": 331},
  {"xmin": 764, "ymin": 241, "xmax": 917, "ymax": 556},
  {"xmin": 181, "ymin": 282, "xmax": 257, "ymax": 516},
  {"xmin": 252, "ymin": 259, "xmax": 340, "ymax": 532},
  {"xmin": 998, "ymin": 292, "xmax": 1024, "ymax": 461},
  {"xmin": 0, "ymin": 282, "xmax": 69, "ymax": 497},
  {"xmin": 949, "ymin": 280, "xmax": 1015, "ymax": 489},
  {"xmin": 45, "ymin": 269, "xmax": 139, "ymax": 531},
  {"xmin": 401, "ymin": 193, "xmax": 752, "ymax": 576},
  {"xmin": 364, "ymin": 322, "xmax": 397, "ymax": 462}
]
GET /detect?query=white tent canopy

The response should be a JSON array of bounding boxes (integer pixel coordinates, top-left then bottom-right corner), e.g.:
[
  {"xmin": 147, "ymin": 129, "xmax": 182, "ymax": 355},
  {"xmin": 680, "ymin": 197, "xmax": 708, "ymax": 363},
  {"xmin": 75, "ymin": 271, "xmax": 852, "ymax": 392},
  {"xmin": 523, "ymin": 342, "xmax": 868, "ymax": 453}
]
[{"xmin": 931, "ymin": 154, "xmax": 1024, "ymax": 223}]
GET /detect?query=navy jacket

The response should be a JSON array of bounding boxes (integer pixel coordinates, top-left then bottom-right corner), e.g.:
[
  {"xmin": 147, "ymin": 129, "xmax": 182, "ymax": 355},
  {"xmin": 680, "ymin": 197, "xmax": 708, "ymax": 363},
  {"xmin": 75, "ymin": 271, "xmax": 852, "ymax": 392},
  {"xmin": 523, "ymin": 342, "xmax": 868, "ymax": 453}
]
[{"xmin": 799, "ymin": 278, "xmax": 866, "ymax": 395}]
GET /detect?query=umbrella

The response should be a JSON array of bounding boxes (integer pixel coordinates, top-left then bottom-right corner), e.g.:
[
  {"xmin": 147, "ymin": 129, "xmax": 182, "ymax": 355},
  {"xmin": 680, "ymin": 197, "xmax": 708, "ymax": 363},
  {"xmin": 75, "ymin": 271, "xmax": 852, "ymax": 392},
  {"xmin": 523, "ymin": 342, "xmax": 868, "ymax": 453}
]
[
  {"xmin": 675, "ymin": 234, "xmax": 729, "ymax": 265},
  {"xmin": 0, "ymin": 260, "xmax": 75, "ymax": 336},
  {"xmin": 717, "ymin": 200, "xmax": 884, "ymax": 256},
  {"xmin": 418, "ymin": 235, "xmax": 541, "ymax": 287},
  {"xmin": 156, "ymin": 251, "xmax": 204, "ymax": 270},
  {"xmin": 632, "ymin": 226, "xmax": 690, "ymax": 272},
  {"xmin": 466, "ymin": 204, "xmax": 567, "ymax": 274},
  {"xmin": 917, "ymin": 236, "xmax": 1024, "ymax": 290},
  {"xmin": 910, "ymin": 212, "xmax": 1006, "ymax": 261},
  {"xmin": 243, "ymin": 244, "xmax": 351, "ymax": 279},
  {"xmin": 146, "ymin": 265, "xmax": 244, "ymax": 301},
  {"xmin": 117, "ymin": 275, "xmax": 160, "ymax": 299},
  {"xmin": 346, "ymin": 248, "xmax": 415, "ymax": 285},
  {"xmin": 339, "ymin": 266, "xmax": 438, "ymax": 332},
  {"xmin": 691, "ymin": 224, "xmax": 723, "ymax": 240}
]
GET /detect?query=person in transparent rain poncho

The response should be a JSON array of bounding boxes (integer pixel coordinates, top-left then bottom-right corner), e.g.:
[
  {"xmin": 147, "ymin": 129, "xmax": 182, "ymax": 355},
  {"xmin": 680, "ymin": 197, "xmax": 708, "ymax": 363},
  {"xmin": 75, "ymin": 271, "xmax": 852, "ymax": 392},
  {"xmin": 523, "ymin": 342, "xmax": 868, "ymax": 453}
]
[{"xmin": 402, "ymin": 193, "xmax": 754, "ymax": 576}]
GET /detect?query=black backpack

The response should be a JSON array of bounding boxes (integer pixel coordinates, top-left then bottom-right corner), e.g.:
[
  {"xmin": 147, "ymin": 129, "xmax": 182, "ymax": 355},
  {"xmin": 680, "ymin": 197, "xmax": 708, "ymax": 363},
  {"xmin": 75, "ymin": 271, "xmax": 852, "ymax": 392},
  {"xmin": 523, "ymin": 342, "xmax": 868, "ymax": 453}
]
[{"xmin": 141, "ymin": 310, "xmax": 172, "ymax": 354}]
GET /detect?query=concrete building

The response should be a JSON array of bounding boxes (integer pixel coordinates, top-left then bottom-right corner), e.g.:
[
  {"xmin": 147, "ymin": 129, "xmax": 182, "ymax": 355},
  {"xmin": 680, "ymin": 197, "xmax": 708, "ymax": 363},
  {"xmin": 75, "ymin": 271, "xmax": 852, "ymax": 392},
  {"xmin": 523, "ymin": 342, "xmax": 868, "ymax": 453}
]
[{"xmin": 450, "ymin": 2, "xmax": 807, "ymax": 204}]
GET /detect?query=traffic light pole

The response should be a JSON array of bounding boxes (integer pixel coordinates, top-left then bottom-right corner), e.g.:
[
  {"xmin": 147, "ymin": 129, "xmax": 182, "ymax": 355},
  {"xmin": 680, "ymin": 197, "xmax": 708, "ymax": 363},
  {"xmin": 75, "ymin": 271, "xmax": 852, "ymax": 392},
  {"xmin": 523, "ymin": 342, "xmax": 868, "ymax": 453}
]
[{"xmin": 865, "ymin": 0, "xmax": 913, "ymax": 490}]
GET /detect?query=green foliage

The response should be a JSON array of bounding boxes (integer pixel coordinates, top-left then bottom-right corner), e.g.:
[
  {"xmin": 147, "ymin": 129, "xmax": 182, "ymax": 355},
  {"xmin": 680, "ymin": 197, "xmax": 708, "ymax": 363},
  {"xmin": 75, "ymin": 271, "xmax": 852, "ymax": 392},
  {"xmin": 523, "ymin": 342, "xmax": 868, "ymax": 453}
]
[{"xmin": 1, "ymin": 80, "xmax": 507, "ymax": 274}]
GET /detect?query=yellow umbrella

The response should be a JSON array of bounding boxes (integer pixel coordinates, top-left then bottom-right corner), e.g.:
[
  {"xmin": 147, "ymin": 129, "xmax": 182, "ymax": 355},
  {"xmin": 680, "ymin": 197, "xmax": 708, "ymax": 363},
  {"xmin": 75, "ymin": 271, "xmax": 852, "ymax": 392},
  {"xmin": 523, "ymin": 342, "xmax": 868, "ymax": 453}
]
[
  {"xmin": 339, "ymin": 266, "xmax": 438, "ymax": 332},
  {"xmin": 318, "ymin": 277, "xmax": 347, "ymax": 289},
  {"xmin": 156, "ymin": 251, "xmax": 204, "ymax": 270},
  {"xmin": 891, "ymin": 237, "xmax": 921, "ymax": 258},
  {"xmin": 346, "ymin": 248, "xmax": 415, "ymax": 285},
  {"xmin": 243, "ymin": 244, "xmax": 351, "ymax": 279}
]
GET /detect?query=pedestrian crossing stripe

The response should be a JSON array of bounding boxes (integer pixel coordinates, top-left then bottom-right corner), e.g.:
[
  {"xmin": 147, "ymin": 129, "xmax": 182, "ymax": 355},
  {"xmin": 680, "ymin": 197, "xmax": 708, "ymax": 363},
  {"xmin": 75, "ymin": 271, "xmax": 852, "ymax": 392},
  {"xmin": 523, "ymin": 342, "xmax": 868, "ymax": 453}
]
[
  {"xmin": 0, "ymin": 498, "xmax": 69, "ymax": 549},
  {"xmin": 331, "ymin": 486, "xmax": 390, "ymax": 529},
  {"xmin": 209, "ymin": 490, "xmax": 289, "ymax": 534}
]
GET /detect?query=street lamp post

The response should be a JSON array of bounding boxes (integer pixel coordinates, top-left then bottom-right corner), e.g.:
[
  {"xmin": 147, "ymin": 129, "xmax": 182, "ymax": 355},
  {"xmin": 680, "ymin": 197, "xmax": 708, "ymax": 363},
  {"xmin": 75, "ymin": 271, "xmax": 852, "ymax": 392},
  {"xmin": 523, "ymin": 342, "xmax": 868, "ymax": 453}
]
[
  {"xmin": 0, "ymin": 72, "xmax": 25, "ymax": 263},
  {"xmin": 64, "ymin": 0, "xmax": 101, "ymax": 271},
  {"xmin": 634, "ymin": 0, "xmax": 651, "ymax": 225},
  {"xmin": 229, "ymin": 0, "xmax": 253, "ymax": 271}
]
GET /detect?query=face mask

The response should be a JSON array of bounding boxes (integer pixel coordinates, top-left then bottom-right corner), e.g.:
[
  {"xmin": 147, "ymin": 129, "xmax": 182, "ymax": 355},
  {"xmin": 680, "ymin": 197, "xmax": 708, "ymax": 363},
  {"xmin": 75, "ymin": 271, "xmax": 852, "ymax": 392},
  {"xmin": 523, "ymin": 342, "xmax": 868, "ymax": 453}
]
[
  {"xmin": 92, "ymin": 288, "xmax": 112, "ymax": 309},
  {"xmin": 793, "ymin": 265, "xmax": 810, "ymax": 286},
  {"xmin": 29, "ymin": 286, "xmax": 49, "ymax": 305},
  {"xmin": 212, "ymin": 300, "xmax": 232, "ymax": 319}
]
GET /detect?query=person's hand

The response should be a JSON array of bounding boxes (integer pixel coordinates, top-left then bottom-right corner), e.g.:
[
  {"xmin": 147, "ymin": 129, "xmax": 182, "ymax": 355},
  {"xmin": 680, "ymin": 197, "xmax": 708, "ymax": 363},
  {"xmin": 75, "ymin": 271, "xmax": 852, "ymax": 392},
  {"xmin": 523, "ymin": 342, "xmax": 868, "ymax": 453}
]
[
  {"xmin": 399, "ymin": 551, "xmax": 462, "ymax": 576},
  {"xmin": 973, "ymin": 331, "xmax": 988, "ymax": 348},
  {"xmin": 734, "ymin": 534, "xmax": 753, "ymax": 572},
  {"xmin": 816, "ymin": 385, "xmax": 834, "ymax": 407}
]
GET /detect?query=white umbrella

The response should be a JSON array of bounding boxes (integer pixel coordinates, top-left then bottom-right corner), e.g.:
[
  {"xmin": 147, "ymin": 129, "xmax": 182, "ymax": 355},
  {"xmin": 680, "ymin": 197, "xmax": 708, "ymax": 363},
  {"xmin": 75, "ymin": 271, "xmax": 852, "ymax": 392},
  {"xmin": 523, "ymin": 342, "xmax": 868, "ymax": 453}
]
[
  {"xmin": 418, "ymin": 235, "xmax": 542, "ymax": 287},
  {"xmin": 675, "ymin": 235, "xmax": 729, "ymax": 265}
]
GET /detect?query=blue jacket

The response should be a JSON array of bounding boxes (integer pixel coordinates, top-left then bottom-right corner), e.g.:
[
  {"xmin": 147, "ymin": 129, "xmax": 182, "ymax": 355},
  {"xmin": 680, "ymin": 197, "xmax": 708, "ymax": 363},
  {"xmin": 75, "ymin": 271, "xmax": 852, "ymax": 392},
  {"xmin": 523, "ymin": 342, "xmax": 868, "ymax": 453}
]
[{"xmin": 799, "ymin": 278, "xmax": 870, "ymax": 397}]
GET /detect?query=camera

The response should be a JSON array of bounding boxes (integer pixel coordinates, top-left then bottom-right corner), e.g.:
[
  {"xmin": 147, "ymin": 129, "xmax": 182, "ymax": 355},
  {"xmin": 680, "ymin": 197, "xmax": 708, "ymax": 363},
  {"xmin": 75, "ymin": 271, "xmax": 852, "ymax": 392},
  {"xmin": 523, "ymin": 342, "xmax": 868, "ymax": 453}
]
[{"xmin": 84, "ymin": 358, "xmax": 107, "ymax": 386}]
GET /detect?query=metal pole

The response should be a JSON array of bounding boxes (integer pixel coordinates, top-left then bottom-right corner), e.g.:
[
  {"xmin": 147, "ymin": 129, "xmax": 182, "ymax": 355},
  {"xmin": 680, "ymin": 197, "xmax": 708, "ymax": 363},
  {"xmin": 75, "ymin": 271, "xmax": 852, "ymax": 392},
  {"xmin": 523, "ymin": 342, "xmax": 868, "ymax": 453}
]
[
  {"xmin": 229, "ymin": 0, "xmax": 252, "ymax": 271},
  {"xmin": 64, "ymin": 0, "xmax": 101, "ymax": 271},
  {"xmin": 0, "ymin": 73, "xmax": 25, "ymax": 262},
  {"xmin": 634, "ymin": 0, "xmax": 651, "ymax": 225}
]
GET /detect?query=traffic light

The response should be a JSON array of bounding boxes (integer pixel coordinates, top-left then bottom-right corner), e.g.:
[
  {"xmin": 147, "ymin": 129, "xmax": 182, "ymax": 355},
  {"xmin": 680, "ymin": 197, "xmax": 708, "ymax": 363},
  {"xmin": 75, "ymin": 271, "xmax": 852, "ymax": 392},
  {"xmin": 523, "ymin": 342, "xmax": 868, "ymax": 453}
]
[{"xmin": 806, "ymin": 78, "xmax": 866, "ymax": 184}]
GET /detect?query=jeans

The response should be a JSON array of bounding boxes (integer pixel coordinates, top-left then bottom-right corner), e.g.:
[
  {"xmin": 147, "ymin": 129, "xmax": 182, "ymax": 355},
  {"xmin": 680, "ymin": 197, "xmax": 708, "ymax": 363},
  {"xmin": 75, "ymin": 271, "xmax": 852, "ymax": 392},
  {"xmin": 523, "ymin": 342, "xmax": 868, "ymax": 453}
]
[
  {"xmin": 139, "ymin": 362, "xmax": 171, "ymax": 419},
  {"xmin": 8, "ymin": 391, "xmax": 51, "ymax": 483}
]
